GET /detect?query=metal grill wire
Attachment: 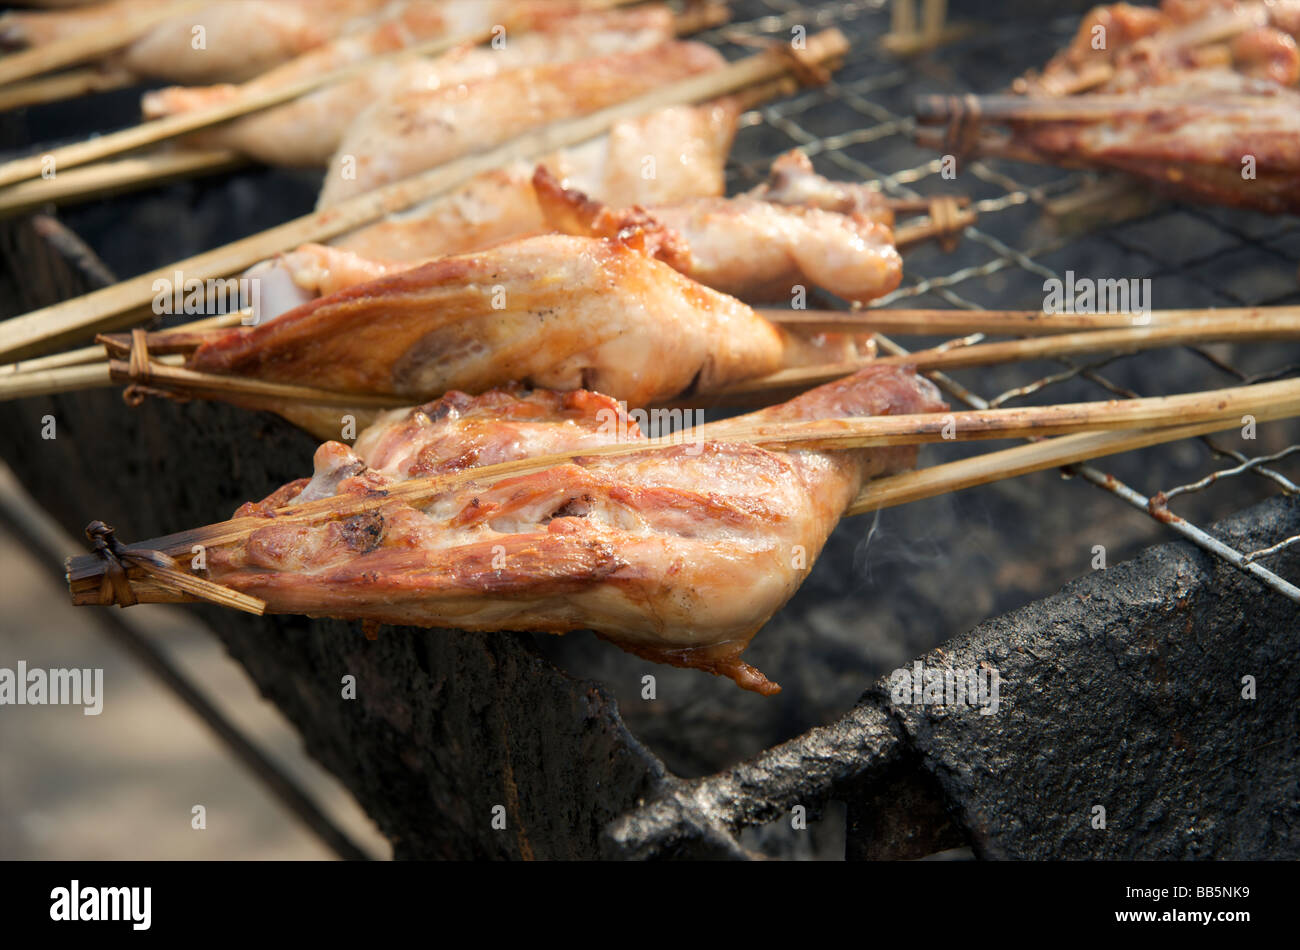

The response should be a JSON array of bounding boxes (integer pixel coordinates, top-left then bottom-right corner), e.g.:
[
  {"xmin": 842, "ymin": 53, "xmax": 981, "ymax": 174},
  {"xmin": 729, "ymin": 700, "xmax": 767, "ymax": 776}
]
[{"xmin": 698, "ymin": 0, "xmax": 1300, "ymax": 601}]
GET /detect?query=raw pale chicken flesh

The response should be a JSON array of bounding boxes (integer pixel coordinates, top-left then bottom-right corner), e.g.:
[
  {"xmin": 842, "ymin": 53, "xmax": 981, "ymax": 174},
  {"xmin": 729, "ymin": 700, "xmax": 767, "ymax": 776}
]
[
  {"xmin": 203, "ymin": 364, "xmax": 947, "ymax": 693},
  {"xmin": 331, "ymin": 101, "xmax": 739, "ymax": 262},
  {"xmin": 317, "ymin": 39, "xmax": 726, "ymax": 206},
  {"xmin": 190, "ymin": 234, "xmax": 878, "ymax": 407},
  {"xmin": 533, "ymin": 150, "xmax": 903, "ymax": 303},
  {"xmin": 140, "ymin": 4, "xmax": 676, "ymax": 168}
]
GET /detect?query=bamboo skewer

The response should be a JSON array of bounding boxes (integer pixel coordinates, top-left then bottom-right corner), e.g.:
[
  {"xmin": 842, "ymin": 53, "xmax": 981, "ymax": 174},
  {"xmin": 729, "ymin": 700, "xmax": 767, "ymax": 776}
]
[
  {"xmin": 0, "ymin": 1, "xmax": 203, "ymax": 86},
  {"xmin": 0, "ymin": 64, "xmax": 136, "ymax": 112},
  {"xmin": 0, "ymin": 148, "xmax": 245, "ymax": 218},
  {"xmin": 764, "ymin": 305, "xmax": 1297, "ymax": 336},
  {"xmin": 5, "ymin": 305, "xmax": 1297, "ymax": 406},
  {"xmin": 0, "ymin": 312, "xmax": 245, "ymax": 377},
  {"xmin": 704, "ymin": 377, "xmax": 1300, "ymax": 450},
  {"xmin": 0, "ymin": 31, "xmax": 478, "ymax": 189},
  {"xmin": 66, "ymin": 376, "xmax": 1300, "ymax": 607},
  {"xmin": 915, "ymin": 92, "xmax": 1291, "ymax": 127},
  {"xmin": 846, "ymin": 408, "xmax": 1297, "ymax": 516},
  {"xmin": 8, "ymin": 303, "xmax": 1274, "ymax": 377},
  {"xmin": 103, "ymin": 360, "xmax": 409, "ymax": 410},
  {"xmin": 0, "ymin": 31, "xmax": 850, "ymax": 363},
  {"xmin": 0, "ymin": 156, "xmax": 973, "ymax": 242},
  {"xmin": 704, "ymin": 311, "xmax": 1300, "ymax": 402}
]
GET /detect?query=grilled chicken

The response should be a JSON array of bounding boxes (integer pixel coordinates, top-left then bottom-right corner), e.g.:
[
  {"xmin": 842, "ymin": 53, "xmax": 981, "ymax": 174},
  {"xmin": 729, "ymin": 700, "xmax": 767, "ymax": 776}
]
[
  {"xmin": 0, "ymin": 0, "xmax": 398, "ymax": 84},
  {"xmin": 140, "ymin": 4, "xmax": 676, "ymax": 168},
  {"xmin": 533, "ymin": 150, "xmax": 903, "ymax": 303},
  {"xmin": 201, "ymin": 364, "xmax": 947, "ymax": 693},
  {"xmin": 1018, "ymin": 0, "xmax": 1300, "ymax": 95},
  {"xmin": 250, "ymin": 148, "xmax": 898, "ymax": 313},
  {"xmin": 190, "ymin": 234, "xmax": 877, "ymax": 408},
  {"xmin": 930, "ymin": 1, "xmax": 1300, "ymax": 212},
  {"xmin": 999, "ymin": 70, "xmax": 1300, "ymax": 213},
  {"xmin": 331, "ymin": 100, "xmax": 739, "ymax": 262},
  {"xmin": 317, "ymin": 39, "xmax": 726, "ymax": 206}
]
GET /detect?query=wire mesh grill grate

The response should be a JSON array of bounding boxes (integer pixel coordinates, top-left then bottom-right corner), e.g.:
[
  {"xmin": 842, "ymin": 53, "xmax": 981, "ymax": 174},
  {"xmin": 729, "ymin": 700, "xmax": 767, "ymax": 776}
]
[{"xmin": 699, "ymin": 0, "xmax": 1300, "ymax": 600}]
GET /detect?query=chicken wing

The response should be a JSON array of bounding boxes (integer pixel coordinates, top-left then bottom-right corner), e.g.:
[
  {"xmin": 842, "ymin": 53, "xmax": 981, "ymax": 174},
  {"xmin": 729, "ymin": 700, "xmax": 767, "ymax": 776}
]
[
  {"xmin": 246, "ymin": 144, "xmax": 893, "ymax": 314},
  {"xmin": 196, "ymin": 364, "xmax": 947, "ymax": 693},
  {"xmin": 330, "ymin": 100, "xmax": 739, "ymax": 261},
  {"xmin": 191, "ymin": 233, "xmax": 877, "ymax": 408},
  {"xmin": 317, "ymin": 39, "xmax": 726, "ymax": 206},
  {"xmin": 140, "ymin": 4, "xmax": 676, "ymax": 168},
  {"xmin": 533, "ymin": 150, "xmax": 903, "ymax": 303}
]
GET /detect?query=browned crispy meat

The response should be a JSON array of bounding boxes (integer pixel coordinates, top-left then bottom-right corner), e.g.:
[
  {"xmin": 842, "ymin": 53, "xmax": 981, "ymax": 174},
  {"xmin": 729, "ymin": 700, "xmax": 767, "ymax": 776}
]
[
  {"xmin": 1004, "ymin": 71, "xmax": 1300, "ymax": 213},
  {"xmin": 205, "ymin": 365, "xmax": 947, "ymax": 693},
  {"xmin": 1019, "ymin": 0, "xmax": 1300, "ymax": 94},
  {"xmin": 938, "ymin": 2, "xmax": 1300, "ymax": 212},
  {"xmin": 190, "ymin": 234, "xmax": 877, "ymax": 407},
  {"xmin": 532, "ymin": 151, "xmax": 903, "ymax": 303}
]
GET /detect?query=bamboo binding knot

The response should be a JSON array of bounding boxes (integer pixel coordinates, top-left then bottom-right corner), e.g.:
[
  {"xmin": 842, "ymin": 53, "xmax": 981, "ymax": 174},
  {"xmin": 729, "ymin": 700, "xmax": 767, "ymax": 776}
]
[
  {"xmin": 85, "ymin": 520, "xmax": 182, "ymax": 608},
  {"xmin": 122, "ymin": 327, "xmax": 152, "ymax": 408},
  {"xmin": 720, "ymin": 31, "xmax": 835, "ymax": 88},
  {"xmin": 940, "ymin": 94, "xmax": 982, "ymax": 158},
  {"xmin": 777, "ymin": 41, "xmax": 834, "ymax": 88},
  {"xmin": 118, "ymin": 327, "xmax": 191, "ymax": 407},
  {"xmin": 928, "ymin": 195, "xmax": 968, "ymax": 252},
  {"xmin": 86, "ymin": 520, "xmax": 139, "ymax": 607}
]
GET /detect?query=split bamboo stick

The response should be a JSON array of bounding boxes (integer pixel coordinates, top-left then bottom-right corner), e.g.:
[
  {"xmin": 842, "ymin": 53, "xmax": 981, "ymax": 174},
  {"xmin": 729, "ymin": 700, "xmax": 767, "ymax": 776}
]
[
  {"xmin": 0, "ymin": 149, "xmax": 244, "ymax": 217},
  {"xmin": 0, "ymin": 312, "xmax": 244, "ymax": 376},
  {"xmin": 764, "ymin": 305, "xmax": 1297, "ymax": 337},
  {"xmin": 846, "ymin": 406, "xmax": 1297, "ymax": 515},
  {"xmin": 706, "ymin": 310, "xmax": 1300, "ymax": 402},
  {"xmin": 0, "ymin": 65, "xmax": 135, "ymax": 112},
  {"xmin": 915, "ymin": 91, "xmax": 1290, "ymax": 126}
]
